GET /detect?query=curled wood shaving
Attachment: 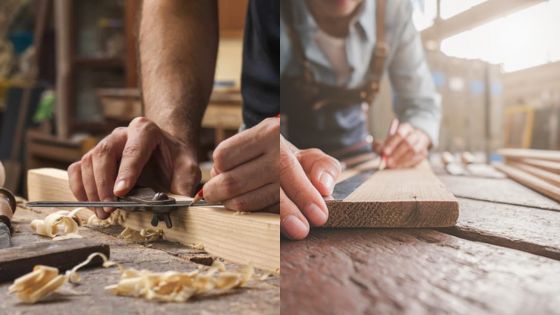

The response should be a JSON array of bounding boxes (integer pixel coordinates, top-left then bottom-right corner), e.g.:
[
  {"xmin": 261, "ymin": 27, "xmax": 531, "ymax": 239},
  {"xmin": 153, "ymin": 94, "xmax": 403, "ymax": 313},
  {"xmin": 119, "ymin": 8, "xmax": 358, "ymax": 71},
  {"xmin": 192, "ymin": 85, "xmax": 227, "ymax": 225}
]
[
  {"xmin": 105, "ymin": 260, "xmax": 254, "ymax": 302},
  {"xmin": 8, "ymin": 253, "xmax": 114, "ymax": 304},
  {"xmin": 86, "ymin": 209, "xmax": 128, "ymax": 227},
  {"xmin": 118, "ymin": 227, "xmax": 162, "ymax": 243},
  {"xmin": 30, "ymin": 208, "xmax": 85, "ymax": 239}
]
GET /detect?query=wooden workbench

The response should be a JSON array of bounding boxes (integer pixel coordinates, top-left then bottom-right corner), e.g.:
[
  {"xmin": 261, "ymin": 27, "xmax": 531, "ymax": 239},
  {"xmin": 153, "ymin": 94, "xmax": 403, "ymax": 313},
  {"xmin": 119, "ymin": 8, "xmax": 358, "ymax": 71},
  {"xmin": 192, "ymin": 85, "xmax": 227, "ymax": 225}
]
[
  {"xmin": 0, "ymin": 206, "xmax": 279, "ymax": 314},
  {"xmin": 281, "ymin": 167, "xmax": 560, "ymax": 314}
]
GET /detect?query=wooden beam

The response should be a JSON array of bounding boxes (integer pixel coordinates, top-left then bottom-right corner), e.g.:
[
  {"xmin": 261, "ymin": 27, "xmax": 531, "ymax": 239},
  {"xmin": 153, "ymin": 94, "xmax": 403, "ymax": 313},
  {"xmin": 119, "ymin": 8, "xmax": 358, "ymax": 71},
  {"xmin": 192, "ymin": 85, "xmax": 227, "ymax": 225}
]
[
  {"xmin": 498, "ymin": 148, "xmax": 560, "ymax": 162},
  {"xmin": 494, "ymin": 163, "xmax": 560, "ymax": 203},
  {"xmin": 325, "ymin": 161, "xmax": 459, "ymax": 228},
  {"xmin": 509, "ymin": 158, "xmax": 560, "ymax": 175},
  {"xmin": 26, "ymin": 168, "xmax": 279, "ymax": 271},
  {"xmin": 422, "ymin": 0, "xmax": 544, "ymax": 42},
  {"xmin": 507, "ymin": 162, "xmax": 560, "ymax": 186}
]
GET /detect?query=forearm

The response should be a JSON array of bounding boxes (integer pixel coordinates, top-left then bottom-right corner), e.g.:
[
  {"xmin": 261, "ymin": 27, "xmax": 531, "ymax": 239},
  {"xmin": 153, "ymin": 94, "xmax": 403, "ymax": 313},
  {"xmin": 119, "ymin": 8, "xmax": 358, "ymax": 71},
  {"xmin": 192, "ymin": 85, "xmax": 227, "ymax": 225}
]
[{"xmin": 139, "ymin": 0, "xmax": 218, "ymax": 149}]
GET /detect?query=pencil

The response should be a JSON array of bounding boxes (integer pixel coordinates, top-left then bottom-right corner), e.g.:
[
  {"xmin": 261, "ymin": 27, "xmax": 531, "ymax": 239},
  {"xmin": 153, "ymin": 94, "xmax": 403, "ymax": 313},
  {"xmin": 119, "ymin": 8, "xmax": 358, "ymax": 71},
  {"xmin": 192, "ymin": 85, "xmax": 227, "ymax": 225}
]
[
  {"xmin": 379, "ymin": 118, "xmax": 400, "ymax": 170},
  {"xmin": 191, "ymin": 187, "xmax": 204, "ymax": 205}
]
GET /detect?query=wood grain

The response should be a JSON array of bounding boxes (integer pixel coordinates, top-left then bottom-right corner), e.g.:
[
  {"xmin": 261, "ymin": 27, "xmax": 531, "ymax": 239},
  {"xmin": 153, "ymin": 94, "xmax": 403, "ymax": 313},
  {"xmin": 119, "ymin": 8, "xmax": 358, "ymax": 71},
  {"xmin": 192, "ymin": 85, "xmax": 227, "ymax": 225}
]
[
  {"xmin": 439, "ymin": 175, "xmax": 560, "ymax": 211},
  {"xmin": 326, "ymin": 161, "xmax": 459, "ymax": 228},
  {"xmin": 27, "ymin": 168, "xmax": 279, "ymax": 271},
  {"xmin": 495, "ymin": 163, "xmax": 560, "ymax": 203},
  {"xmin": 440, "ymin": 198, "xmax": 560, "ymax": 261},
  {"xmin": 281, "ymin": 229, "xmax": 560, "ymax": 315},
  {"xmin": 498, "ymin": 148, "xmax": 560, "ymax": 162}
]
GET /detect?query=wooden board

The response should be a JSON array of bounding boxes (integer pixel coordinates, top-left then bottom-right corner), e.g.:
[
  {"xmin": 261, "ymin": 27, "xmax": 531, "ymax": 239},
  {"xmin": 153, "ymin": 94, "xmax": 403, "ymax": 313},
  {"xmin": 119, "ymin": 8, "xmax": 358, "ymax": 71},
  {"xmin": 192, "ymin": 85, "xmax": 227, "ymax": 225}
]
[
  {"xmin": 0, "ymin": 239, "xmax": 109, "ymax": 283},
  {"xmin": 495, "ymin": 163, "xmax": 560, "ymax": 203},
  {"xmin": 439, "ymin": 175, "xmax": 560, "ymax": 211},
  {"xmin": 497, "ymin": 148, "xmax": 560, "ymax": 162},
  {"xmin": 27, "ymin": 168, "xmax": 279, "ymax": 271},
  {"xmin": 514, "ymin": 158, "xmax": 560, "ymax": 175},
  {"xmin": 507, "ymin": 161, "xmax": 560, "ymax": 186},
  {"xmin": 325, "ymin": 161, "xmax": 459, "ymax": 228},
  {"xmin": 281, "ymin": 229, "xmax": 560, "ymax": 315},
  {"xmin": 440, "ymin": 198, "xmax": 560, "ymax": 261}
]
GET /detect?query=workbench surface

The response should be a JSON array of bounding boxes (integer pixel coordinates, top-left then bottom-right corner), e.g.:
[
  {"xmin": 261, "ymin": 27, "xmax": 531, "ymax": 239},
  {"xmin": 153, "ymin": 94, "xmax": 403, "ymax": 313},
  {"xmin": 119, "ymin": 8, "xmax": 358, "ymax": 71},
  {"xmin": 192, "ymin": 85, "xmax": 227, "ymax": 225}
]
[
  {"xmin": 282, "ymin": 172, "xmax": 560, "ymax": 315},
  {"xmin": 0, "ymin": 207, "xmax": 279, "ymax": 315}
]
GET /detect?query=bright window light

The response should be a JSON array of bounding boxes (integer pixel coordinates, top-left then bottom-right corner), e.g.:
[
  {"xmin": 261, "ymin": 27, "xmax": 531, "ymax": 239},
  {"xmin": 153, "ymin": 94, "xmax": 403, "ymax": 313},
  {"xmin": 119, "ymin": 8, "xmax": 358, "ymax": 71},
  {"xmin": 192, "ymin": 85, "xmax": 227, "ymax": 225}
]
[{"xmin": 440, "ymin": 0, "xmax": 560, "ymax": 72}]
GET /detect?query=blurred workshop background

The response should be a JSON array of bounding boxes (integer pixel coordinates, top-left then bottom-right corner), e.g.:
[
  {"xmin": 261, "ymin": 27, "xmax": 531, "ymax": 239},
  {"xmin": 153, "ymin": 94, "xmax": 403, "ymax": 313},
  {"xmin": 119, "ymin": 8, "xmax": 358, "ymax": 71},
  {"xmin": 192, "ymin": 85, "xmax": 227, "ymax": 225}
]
[
  {"xmin": 0, "ymin": 0, "xmax": 559, "ymax": 194},
  {"xmin": 0, "ymin": 0, "xmax": 246, "ymax": 193}
]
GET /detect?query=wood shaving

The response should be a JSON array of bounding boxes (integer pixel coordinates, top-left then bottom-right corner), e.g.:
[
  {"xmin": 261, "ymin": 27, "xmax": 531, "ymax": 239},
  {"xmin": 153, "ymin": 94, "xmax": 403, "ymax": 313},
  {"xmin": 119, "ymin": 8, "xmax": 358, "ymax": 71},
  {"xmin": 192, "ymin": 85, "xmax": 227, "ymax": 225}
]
[
  {"xmin": 86, "ymin": 210, "xmax": 128, "ymax": 227},
  {"xmin": 105, "ymin": 260, "xmax": 254, "ymax": 302},
  {"xmin": 30, "ymin": 208, "xmax": 85, "ymax": 239},
  {"xmin": 118, "ymin": 227, "xmax": 162, "ymax": 243},
  {"xmin": 189, "ymin": 242, "xmax": 205, "ymax": 250},
  {"xmin": 10, "ymin": 252, "xmax": 255, "ymax": 304},
  {"xmin": 9, "ymin": 253, "xmax": 114, "ymax": 304}
]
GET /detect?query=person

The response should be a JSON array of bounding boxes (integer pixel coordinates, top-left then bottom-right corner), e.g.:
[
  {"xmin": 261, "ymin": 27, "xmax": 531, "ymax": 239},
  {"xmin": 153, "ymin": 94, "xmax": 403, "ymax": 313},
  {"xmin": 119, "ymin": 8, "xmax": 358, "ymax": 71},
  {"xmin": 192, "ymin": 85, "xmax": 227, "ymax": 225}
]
[
  {"xmin": 279, "ymin": 0, "xmax": 441, "ymax": 239},
  {"xmin": 68, "ymin": 1, "xmax": 280, "ymax": 219}
]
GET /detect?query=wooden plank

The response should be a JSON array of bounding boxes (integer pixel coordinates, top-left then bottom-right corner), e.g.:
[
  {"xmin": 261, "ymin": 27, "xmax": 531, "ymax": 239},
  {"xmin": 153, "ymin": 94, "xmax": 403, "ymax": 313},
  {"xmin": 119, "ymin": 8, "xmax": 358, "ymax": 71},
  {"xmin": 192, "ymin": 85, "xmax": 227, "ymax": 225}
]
[
  {"xmin": 495, "ymin": 163, "xmax": 560, "ymax": 203},
  {"xmin": 0, "ymin": 239, "xmax": 109, "ymax": 283},
  {"xmin": 281, "ymin": 229, "xmax": 560, "ymax": 315},
  {"xmin": 26, "ymin": 168, "xmax": 279, "ymax": 271},
  {"xmin": 497, "ymin": 148, "xmax": 560, "ymax": 162},
  {"xmin": 439, "ymin": 175, "xmax": 560, "ymax": 211},
  {"xmin": 507, "ymin": 161, "xmax": 560, "ymax": 186},
  {"xmin": 421, "ymin": 0, "xmax": 544, "ymax": 42},
  {"xmin": 325, "ymin": 161, "xmax": 459, "ymax": 228},
  {"xmin": 513, "ymin": 158, "xmax": 560, "ymax": 175},
  {"xmin": 440, "ymin": 198, "xmax": 560, "ymax": 261}
]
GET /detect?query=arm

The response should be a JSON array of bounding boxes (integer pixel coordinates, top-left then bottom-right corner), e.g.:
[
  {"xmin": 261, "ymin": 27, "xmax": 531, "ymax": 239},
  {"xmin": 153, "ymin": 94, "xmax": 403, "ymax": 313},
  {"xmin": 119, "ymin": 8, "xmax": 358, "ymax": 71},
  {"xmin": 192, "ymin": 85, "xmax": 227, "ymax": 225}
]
[
  {"xmin": 382, "ymin": 0, "xmax": 440, "ymax": 168},
  {"xmin": 140, "ymin": 0, "xmax": 218, "ymax": 150}
]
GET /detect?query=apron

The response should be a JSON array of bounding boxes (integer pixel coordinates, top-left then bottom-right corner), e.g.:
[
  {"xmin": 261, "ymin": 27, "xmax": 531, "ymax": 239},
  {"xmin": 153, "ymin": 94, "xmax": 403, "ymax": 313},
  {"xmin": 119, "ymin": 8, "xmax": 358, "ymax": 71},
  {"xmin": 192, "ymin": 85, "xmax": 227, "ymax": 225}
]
[{"xmin": 280, "ymin": 0, "xmax": 389, "ymax": 160}]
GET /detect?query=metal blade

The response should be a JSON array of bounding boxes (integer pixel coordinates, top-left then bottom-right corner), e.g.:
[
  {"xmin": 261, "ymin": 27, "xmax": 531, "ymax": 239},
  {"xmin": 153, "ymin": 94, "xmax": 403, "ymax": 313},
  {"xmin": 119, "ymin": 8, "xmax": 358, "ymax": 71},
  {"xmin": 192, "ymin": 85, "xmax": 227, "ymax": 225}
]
[
  {"xmin": 0, "ymin": 222, "xmax": 11, "ymax": 249},
  {"xmin": 26, "ymin": 201, "xmax": 194, "ymax": 208},
  {"xmin": 330, "ymin": 169, "xmax": 376, "ymax": 201}
]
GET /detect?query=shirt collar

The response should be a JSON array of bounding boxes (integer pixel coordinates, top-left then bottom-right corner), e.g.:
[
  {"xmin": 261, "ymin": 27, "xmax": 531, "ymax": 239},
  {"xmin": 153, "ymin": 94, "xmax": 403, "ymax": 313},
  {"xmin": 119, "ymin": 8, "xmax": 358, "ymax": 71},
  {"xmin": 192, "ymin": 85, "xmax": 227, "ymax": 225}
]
[{"xmin": 292, "ymin": 0, "xmax": 375, "ymax": 41}]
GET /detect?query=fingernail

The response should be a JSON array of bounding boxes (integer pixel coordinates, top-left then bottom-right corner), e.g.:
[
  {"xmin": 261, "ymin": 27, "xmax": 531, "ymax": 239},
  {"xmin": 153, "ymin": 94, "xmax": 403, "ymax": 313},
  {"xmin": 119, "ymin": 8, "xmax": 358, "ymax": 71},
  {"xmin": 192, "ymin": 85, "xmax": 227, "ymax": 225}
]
[
  {"xmin": 319, "ymin": 172, "xmax": 334, "ymax": 192},
  {"xmin": 103, "ymin": 198, "xmax": 114, "ymax": 213},
  {"xmin": 114, "ymin": 179, "xmax": 127, "ymax": 194},
  {"xmin": 282, "ymin": 215, "xmax": 308, "ymax": 239},
  {"xmin": 305, "ymin": 203, "xmax": 328, "ymax": 226}
]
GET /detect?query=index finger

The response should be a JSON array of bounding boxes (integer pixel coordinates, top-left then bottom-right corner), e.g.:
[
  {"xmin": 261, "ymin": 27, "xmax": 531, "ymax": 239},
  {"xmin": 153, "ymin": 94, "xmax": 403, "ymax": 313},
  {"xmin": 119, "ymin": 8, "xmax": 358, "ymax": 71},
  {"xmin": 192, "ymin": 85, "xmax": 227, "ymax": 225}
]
[
  {"xmin": 383, "ymin": 123, "xmax": 413, "ymax": 156},
  {"xmin": 213, "ymin": 117, "xmax": 279, "ymax": 173}
]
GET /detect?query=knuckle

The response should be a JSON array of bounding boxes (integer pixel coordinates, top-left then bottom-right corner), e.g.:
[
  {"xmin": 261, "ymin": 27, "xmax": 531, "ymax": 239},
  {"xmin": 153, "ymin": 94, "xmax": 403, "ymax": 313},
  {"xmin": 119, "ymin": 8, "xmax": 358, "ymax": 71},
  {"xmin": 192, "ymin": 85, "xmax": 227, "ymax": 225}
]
[
  {"xmin": 94, "ymin": 139, "xmax": 113, "ymax": 156},
  {"xmin": 260, "ymin": 117, "xmax": 280, "ymax": 134},
  {"xmin": 220, "ymin": 174, "xmax": 238, "ymax": 196},
  {"xmin": 80, "ymin": 153, "xmax": 92, "ymax": 166},
  {"xmin": 279, "ymin": 150, "xmax": 297, "ymax": 176},
  {"xmin": 68, "ymin": 162, "xmax": 80, "ymax": 174},
  {"xmin": 122, "ymin": 144, "xmax": 142, "ymax": 158},
  {"xmin": 111, "ymin": 127, "xmax": 127, "ymax": 136},
  {"xmin": 129, "ymin": 116, "xmax": 149, "ymax": 127}
]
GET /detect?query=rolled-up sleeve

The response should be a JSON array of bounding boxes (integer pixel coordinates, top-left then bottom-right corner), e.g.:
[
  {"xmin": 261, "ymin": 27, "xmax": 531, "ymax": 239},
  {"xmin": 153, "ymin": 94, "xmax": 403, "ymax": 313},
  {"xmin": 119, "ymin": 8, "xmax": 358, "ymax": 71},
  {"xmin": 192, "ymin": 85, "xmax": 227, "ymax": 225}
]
[{"xmin": 387, "ymin": 1, "xmax": 441, "ymax": 146}]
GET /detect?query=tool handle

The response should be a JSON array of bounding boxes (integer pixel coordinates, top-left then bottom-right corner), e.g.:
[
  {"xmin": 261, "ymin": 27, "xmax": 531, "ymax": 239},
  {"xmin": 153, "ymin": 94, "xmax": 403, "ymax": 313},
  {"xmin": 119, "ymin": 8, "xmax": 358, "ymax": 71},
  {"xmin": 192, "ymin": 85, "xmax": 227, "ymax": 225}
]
[{"xmin": 0, "ymin": 188, "xmax": 15, "ymax": 219}]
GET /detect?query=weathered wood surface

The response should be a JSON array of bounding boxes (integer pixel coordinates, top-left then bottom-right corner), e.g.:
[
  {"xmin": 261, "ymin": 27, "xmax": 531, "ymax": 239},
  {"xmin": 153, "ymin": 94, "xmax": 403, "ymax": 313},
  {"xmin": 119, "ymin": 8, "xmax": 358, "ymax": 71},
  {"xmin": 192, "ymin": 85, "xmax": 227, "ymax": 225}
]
[
  {"xmin": 514, "ymin": 158, "xmax": 560, "ymax": 175},
  {"xmin": 507, "ymin": 162, "xmax": 560, "ymax": 186},
  {"xmin": 0, "ymin": 238, "xmax": 109, "ymax": 283},
  {"xmin": 27, "ymin": 168, "xmax": 280, "ymax": 271},
  {"xmin": 0, "ymin": 207, "xmax": 280, "ymax": 314},
  {"xmin": 281, "ymin": 229, "xmax": 560, "ymax": 315},
  {"xmin": 326, "ymin": 161, "xmax": 459, "ymax": 228},
  {"xmin": 440, "ymin": 198, "xmax": 560, "ymax": 260},
  {"xmin": 439, "ymin": 175, "xmax": 560, "ymax": 211}
]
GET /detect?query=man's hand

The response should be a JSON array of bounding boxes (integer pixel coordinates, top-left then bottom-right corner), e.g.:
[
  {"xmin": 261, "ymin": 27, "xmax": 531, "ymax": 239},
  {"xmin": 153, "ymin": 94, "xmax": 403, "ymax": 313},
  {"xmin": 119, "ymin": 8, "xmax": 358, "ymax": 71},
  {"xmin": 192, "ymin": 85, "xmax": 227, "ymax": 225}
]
[
  {"xmin": 381, "ymin": 123, "xmax": 430, "ymax": 169},
  {"xmin": 203, "ymin": 118, "xmax": 280, "ymax": 212},
  {"xmin": 68, "ymin": 117, "xmax": 200, "ymax": 219},
  {"xmin": 279, "ymin": 137, "xmax": 342, "ymax": 240}
]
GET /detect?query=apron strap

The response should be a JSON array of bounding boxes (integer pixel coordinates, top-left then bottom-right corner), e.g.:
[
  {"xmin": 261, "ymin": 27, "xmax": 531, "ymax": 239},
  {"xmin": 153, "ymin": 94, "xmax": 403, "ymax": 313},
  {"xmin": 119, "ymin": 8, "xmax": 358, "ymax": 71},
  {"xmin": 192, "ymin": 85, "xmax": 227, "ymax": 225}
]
[
  {"xmin": 281, "ymin": 0, "xmax": 315, "ymax": 83},
  {"xmin": 363, "ymin": 0, "xmax": 389, "ymax": 103}
]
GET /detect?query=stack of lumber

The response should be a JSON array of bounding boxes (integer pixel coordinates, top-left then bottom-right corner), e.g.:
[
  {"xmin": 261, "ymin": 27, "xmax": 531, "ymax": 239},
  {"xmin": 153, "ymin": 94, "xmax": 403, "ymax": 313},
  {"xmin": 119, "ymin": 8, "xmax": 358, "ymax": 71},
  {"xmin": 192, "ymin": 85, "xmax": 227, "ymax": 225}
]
[{"xmin": 495, "ymin": 149, "xmax": 560, "ymax": 203}]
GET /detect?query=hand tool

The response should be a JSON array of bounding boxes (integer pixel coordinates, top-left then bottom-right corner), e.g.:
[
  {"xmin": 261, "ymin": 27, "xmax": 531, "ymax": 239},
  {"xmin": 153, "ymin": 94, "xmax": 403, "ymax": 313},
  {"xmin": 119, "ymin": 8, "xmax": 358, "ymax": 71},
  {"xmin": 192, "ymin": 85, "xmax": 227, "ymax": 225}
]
[
  {"xmin": 379, "ymin": 118, "xmax": 400, "ymax": 171},
  {"xmin": 26, "ymin": 187, "xmax": 214, "ymax": 229},
  {"xmin": 0, "ymin": 188, "xmax": 16, "ymax": 249}
]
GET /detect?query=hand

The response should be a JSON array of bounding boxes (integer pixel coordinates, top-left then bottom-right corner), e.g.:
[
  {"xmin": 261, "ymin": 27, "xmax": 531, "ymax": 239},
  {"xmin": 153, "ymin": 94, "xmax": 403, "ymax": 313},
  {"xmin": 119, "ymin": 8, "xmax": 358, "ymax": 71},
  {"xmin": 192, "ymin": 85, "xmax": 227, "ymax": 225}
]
[
  {"xmin": 280, "ymin": 137, "xmax": 342, "ymax": 240},
  {"xmin": 68, "ymin": 117, "xmax": 200, "ymax": 219},
  {"xmin": 381, "ymin": 123, "xmax": 431, "ymax": 169},
  {"xmin": 203, "ymin": 117, "xmax": 280, "ymax": 212}
]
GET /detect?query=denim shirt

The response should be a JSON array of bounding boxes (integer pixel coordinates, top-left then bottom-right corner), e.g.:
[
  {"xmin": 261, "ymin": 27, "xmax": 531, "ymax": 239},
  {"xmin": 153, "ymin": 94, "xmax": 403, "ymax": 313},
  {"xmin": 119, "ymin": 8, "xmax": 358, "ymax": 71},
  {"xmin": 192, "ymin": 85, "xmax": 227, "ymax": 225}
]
[{"xmin": 280, "ymin": 0, "xmax": 441, "ymax": 145}]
